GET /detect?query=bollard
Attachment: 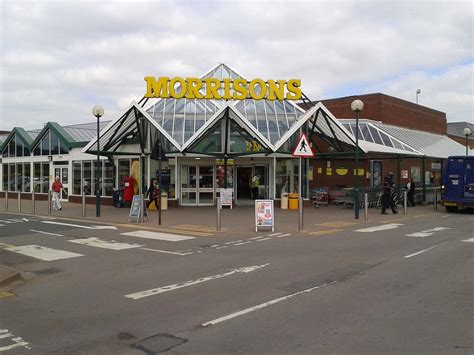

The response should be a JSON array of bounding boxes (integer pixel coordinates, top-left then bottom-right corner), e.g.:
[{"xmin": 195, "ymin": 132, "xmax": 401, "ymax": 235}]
[
  {"xmin": 5, "ymin": 191, "xmax": 8, "ymax": 211},
  {"xmin": 140, "ymin": 193, "xmax": 145, "ymax": 223},
  {"xmin": 216, "ymin": 197, "xmax": 221, "ymax": 232},
  {"xmin": 32, "ymin": 190, "xmax": 35, "ymax": 214},
  {"xmin": 48, "ymin": 190, "xmax": 52, "ymax": 214},
  {"xmin": 82, "ymin": 189, "xmax": 86, "ymax": 218},
  {"xmin": 434, "ymin": 188, "xmax": 438, "ymax": 211},
  {"xmin": 364, "ymin": 193, "xmax": 368, "ymax": 221},
  {"xmin": 298, "ymin": 197, "xmax": 303, "ymax": 231},
  {"xmin": 403, "ymin": 190, "xmax": 407, "ymax": 216},
  {"xmin": 18, "ymin": 191, "xmax": 21, "ymax": 212}
]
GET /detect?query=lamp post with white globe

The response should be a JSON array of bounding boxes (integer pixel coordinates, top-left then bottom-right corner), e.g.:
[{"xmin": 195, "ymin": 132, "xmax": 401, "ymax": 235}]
[
  {"xmin": 351, "ymin": 99, "xmax": 364, "ymax": 219},
  {"xmin": 92, "ymin": 105, "xmax": 104, "ymax": 218},
  {"xmin": 463, "ymin": 127, "xmax": 472, "ymax": 156}
]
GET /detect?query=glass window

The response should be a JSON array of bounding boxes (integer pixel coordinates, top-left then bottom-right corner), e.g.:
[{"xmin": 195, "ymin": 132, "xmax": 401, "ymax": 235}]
[
  {"xmin": 2, "ymin": 164, "xmax": 8, "ymax": 191},
  {"xmin": 83, "ymin": 161, "xmax": 92, "ymax": 195},
  {"xmin": 118, "ymin": 160, "xmax": 129, "ymax": 188},
  {"xmin": 16, "ymin": 139, "xmax": 24, "ymax": 157},
  {"xmin": 378, "ymin": 131, "xmax": 393, "ymax": 147},
  {"xmin": 368, "ymin": 126, "xmax": 383, "ymax": 145},
  {"xmin": 103, "ymin": 161, "xmax": 114, "ymax": 196},
  {"xmin": 9, "ymin": 138, "xmax": 15, "ymax": 157},
  {"xmin": 42, "ymin": 132, "xmax": 51, "ymax": 156},
  {"xmin": 34, "ymin": 142, "xmax": 41, "ymax": 156},
  {"xmin": 50, "ymin": 132, "xmax": 59, "ymax": 155},
  {"xmin": 34, "ymin": 163, "xmax": 41, "ymax": 192},
  {"xmin": 23, "ymin": 163, "xmax": 31, "ymax": 192},
  {"xmin": 59, "ymin": 141, "xmax": 68, "ymax": 154},
  {"xmin": 42, "ymin": 163, "xmax": 50, "ymax": 193},
  {"xmin": 8, "ymin": 164, "xmax": 15, "ymax": 191},
  {"xmin": 16, "ymin": 163, "xmax": 23, "ymax": 192},
  {"xmin": 275, "ymin": 158, "xmax": 300, "ymax": 198},
  {"xmin": 360, "ymin": 124, "xmax": 374, "ymax": 143},
  {"xmin": 2, "ymin": 144, "xmax": 8, "ymax": 157},
  {"xmin": 73, "ymin": 161, "xmax": 82, "ymax": 195}
]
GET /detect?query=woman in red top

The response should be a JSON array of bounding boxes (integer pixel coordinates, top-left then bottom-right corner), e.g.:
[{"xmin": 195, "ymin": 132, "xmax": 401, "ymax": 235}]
[{"xmin": 51, "ymin": 177, "xmax": 63, "ymax": 211}]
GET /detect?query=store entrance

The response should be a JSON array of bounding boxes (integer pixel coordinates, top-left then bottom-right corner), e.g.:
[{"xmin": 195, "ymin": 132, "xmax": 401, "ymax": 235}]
[
  {"xmin": 236, "ymin": 165, "xmax": 268, "ymax": 205},
  {"xmin": 237, "ymin": 167, "xmax": 252, "ymax": 200},
  {"xmin": 53, "ymin": 165, "xmax": 69, "ymax": 201}
]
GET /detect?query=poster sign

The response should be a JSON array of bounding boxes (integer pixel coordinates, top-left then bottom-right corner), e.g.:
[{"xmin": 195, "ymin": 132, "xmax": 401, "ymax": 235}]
[
  {"xmin": 220, "ymin": 188, "xmax": 233, "ymax": 209},
  {"xmin": 411, "ymin": 166, "xmax": 421, "ymax": 183},
  {"xmin": 255, "ymin": 199, "xmax": 274, "ymax": 232},
  {"xmin": 371, "ymin": 160, "xmax": 383, "ymax": 187},
  {"xmin": 401, "ymin": 170, "xmax": 409, "ymax": 179},
  {"xmin": 431, "ymin": 162, "xmax": 441, "ymax": 170},
  {"xmin": 128, "ymin": 195, "xmax": 147, "ymax": 222}
]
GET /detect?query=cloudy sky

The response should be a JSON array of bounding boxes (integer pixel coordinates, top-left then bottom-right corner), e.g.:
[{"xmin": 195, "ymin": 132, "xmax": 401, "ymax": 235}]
[{"xmin": 0, "ymin": 0, "xmax": 472, "ymax": 131}]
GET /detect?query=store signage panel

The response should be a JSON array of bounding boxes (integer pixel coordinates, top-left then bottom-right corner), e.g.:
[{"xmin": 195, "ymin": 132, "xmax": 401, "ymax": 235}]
[
  {"xmin": 255, "ymin": 199, "xmax": 274, "ymax": 232},
  {"xmin": 220, "ymin": 188, "xmax": 233, "ymax": 208},
  {"xmin": 144, "ymin": 77, "xmax": 302, "ymax": 101}
]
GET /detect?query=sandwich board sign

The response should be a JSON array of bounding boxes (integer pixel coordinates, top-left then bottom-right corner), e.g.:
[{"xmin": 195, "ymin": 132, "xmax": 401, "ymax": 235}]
[
  {"xmin": 128, "ymin": 195, "xmax": 148, "ymax": 222},
  {"xmin": 255, "ymin": 199, "xmax": 274, "ymax": 232},
  {"xmin": 292, "ymin": 133, "xmax": 314, "ymax": 157},
  {"xmin": 220, "ymin": 188, "xmax": 233, "ymax": 209}
]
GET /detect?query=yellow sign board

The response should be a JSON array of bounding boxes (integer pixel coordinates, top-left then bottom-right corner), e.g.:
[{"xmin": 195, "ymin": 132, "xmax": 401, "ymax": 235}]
[{"xmin": 144, "ymin": 77, "xmax": 302, "ymax": 101}]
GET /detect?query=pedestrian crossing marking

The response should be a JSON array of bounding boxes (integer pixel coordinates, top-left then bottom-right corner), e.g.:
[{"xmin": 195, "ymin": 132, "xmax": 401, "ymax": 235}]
[
  {"xmin": 0, "ymin": 329, "xmax": 31, "ymax": 351},
  {"xmin": 462, "ymin": 238, "xmax": 474, "ymax": 242},
  {"xmin": 405, "ymin": 227, "xmax": 450, "ymax": 238},
  {"xmin": 0, "ymin": 292, "xmax": 14, "ymax": 298},
  {"xmin": 68, "ymin": 237, "xmax": 144, "ymax": 250},
  {"xmin": 169, "ymin": 224, "xmax": 216, "ymax": 233},
  {"xmin": 121, "ymin": 230, "xmax": 195, "ymax": 242},
  {"xmin": 308, "ymin": 229, "xmax": 342, "ymax": 236},
  {"xmin": 4, "ymin": 245, "xmax": 83, "ymax": 261},
  {"xmin": 316, "ymin": 221, "xmax": 358, "ymax": 228},
  {"xmin": 276, "ymin": 233, "xmax": 291, "ymax": 238},
  {"xmin": 356, "ymin": 223, "xmax": 403, "ymax": 232},
  {"xmin": 0, "ymin": 242, "xmax": 14, "ymax": 249}
]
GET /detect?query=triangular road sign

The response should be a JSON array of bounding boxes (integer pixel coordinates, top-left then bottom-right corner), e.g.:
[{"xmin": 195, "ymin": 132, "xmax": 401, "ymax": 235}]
[{"xmin": 292, "ymin": 133, "xmax": 314, "ymax": 157}]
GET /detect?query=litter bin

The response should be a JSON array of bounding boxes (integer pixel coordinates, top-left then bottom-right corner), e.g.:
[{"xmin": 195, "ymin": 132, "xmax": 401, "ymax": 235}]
[
  {"xmin": 161, "ymin": 192, "xmax": 168, "ymax": 210},
  {"xmin": 281, "ymin": 193, "xmax": 288, "ymax": 209},
  {"xmin": 288, "ymin": 193, "xmax": 299, "ymax": 209}
]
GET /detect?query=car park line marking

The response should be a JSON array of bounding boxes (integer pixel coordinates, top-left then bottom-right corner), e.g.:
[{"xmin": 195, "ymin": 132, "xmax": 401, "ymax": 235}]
[
  {"xmin": 249, "ymin": 236, "xmax": 265, "ymax": 240},
  {"xmin": 202, "ymin": 280, "xmax": 336, "ymax": 327},
  {"xmin": 462, "ymin": 238, "xmax": 474, "ymax": 242},
  {"xmin": 224, "ymin": 240, "xmax": 242, "ymax": 244},
  {"xmin": 210, "ymin": 244, "xmax": 220, "ymax": 248},
  {"xmin": 268, "ymin": 232, "xmax": 282, "ymax": 237},
  {"xmin": 41, "ymin": 221, "xmax": 118, "ymax": 230},
  {"xmin": 355, "ymin": 223, "xmax": 403, "ymax": 232},
  {"xmin": 405, "ymin": 227, "xmax": 451, "ymax": 238},
  {"xmin": 380, "ymin": 213, "xmax": 435, "ymax": 224},
  {"xmin": 0, "ymin": 242, "xmax": 15, "ymax": 249},
  {"xmin": 276, "ymin": 233, "xmax": 291, "ymax": 238},
  {"xmin": 441, "ymin": 214, "xmax": 451, "ymax": 218},
  {"xmin": 69, "ymin": 237, "xmax": 144, "ymax": 250},
  {"xmin": 4, "ymin": 245, "xmax": 83, "ymax": 261},
  {"xmin": 0, "ymin": 333, "xmax": 12, "ymax": 339},
  {"xmin": 316, "ymin": 221, "xmax": 358, "ymax": 228},
  {"xmin": 121, "ymin": 230, "xmax": 195, "ymax": 241},
  {"xmin": 216, "ymin": 246, "xmax": 228, "ymax": 250},
  {"xmin": 0, "ymin": 292, "xmax": 14, "ymax": 298},
  {"xmin": 30, "ymin": 229, "xmax": 64, "ymax": 237},
  {"xmin": 256, "ymin": 237, "xmax": 272, "ymax": 242},
  {"xmin": 169, "ymin": 224, "xmax": 216, "ymax": 233},
  {"xmin": 403, "ymin": 242, "xmax": 448, "ymax": 259},
  {"xmin": 308, "ymin": 229, "xmax": 342, "ymax": 236},
  {"xmin": 125, "ymin": 263, "xmax": 270, "ymax": 300},
  {"xmin": 140, "ymin": 248, "xmax": 193, "ymax": 256},
  {"xmin": 0, "ymin": 330, "xmax": 31, "ymax": 351},
  {"xmin": 234, "ymin": 241, "xmax": 253, "ymax": 246}
]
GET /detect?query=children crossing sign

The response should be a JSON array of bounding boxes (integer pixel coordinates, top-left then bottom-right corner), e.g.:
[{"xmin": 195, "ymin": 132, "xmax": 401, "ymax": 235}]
[{"xmin": 292, "ymin": 133, "xmax": 314, "ymax": 157}]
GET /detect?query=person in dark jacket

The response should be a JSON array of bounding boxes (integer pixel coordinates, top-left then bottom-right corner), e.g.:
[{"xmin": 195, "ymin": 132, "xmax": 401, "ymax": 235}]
[
  {"xmin": 146, "ymin": 179, "xmax": 160, "ymax": 210},
  {"xmin": 406, "ymin": 178, "xmax": 416, "ymax": 207},
  {"xmin": 381, "ymin": 172, "xmax": 398, "ymax": 214}
]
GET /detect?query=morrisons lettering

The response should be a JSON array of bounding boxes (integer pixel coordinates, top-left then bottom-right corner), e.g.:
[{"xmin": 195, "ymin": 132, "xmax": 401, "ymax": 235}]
[{"xmin": 144, "ymin": 77, "xmax": 302, "ymax": 101}]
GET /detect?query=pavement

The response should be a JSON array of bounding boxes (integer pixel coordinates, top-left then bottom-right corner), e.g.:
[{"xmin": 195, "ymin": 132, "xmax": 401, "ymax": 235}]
[{"xmin": 0, "ymin": 197, "xmax": 442, "ymax": 288}]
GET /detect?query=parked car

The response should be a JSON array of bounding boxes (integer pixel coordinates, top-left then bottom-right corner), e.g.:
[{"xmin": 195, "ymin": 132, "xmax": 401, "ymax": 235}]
[{"xmin": 441, "ymin": 156, "xmax": 474, "ymax": 212}]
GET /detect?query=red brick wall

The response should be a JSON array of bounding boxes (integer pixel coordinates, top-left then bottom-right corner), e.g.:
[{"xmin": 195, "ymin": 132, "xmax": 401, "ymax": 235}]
[
  {"xmin": 320, "ymin": 93, "xmax": 447, "ymax": 135},
  {"xmin": 447, "ymin": 134, "xmax": 474, "ymax": 149}
]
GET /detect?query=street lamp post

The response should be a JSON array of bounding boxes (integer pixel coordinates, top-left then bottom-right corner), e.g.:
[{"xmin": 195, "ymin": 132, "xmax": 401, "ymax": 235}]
[
  {"xmin": 92, "ymin": 105, "xmax": 104, "ymax": 217},
  {"xmin": 463, "ymin": 127, "xmax": 472, "ymax": 156},
  {"xmin": 416, "ymin": 89, "xmax": 421, "ymax": 104},
  {"xmin": 351, "ymin": 99, "xmax": 364, "ymax": 220}
]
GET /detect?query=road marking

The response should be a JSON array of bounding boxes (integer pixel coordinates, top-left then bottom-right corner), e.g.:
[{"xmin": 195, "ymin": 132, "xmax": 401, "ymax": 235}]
[
  {"xmin": 216, "ymin": 246, "xmax": 228, "ymax": 249},
  {"xmin": 0, "ymin": 333, "xmax": 12, "ymax": 339},
  {"xmin": 0, "ymin": 242, "xmax": 15, "ymax": 248},
  {"xmin": 0, "ymin": 292, "xmax": 14, "ymax": 298},
  {"xmin": 210, "ymin": 244, "xmax": 220, "ymax": 248},
  {"xmin": 355, "ymin": 223, "xmax": 403, "ymax": 233},
  {"xmin": 442, "ymin": 214, "xmax": 451, "ymax": 218},
  {"xmin": 268, "ymin": 232, "xmax": 282, "ymax": 237},
  {"xmin": 4, "ymin": 245, "xmax": 83, "ymax": 261},
  {"xmin": 406, "ymin": 227, "xmax": 451, "ymax": 238},
  {"xmin": 308, "ymin": 229, "xmax": 342, "ymax": 236},
  {"xmin": 256, "ymin": 237, "xmax": 272, "ymax": 242},
  {"xmin": 125, "ymin": 263, "xmax": 270, "ymax": 300},
  {"xmin": 225, "ymin": 240, "xmax": 242, "ymax": 244},
  {"xmin": 202, "ymin": 281, "xmax": 336, "ymax": 327},
  {"xmin": 41, "ymin": 221, "xmax": 118, "ymax": 230},
  {"xmin": 68, "ymin": 237, "xmax": 144, "ymax": 250},
  {"xmin": 30, "ymin": 229, "xmax": 64, "ymax": 237},
  {"xmin": 249, "ymin": 236, "xmax": 265, "ymax": 240},
  {"xmin": 0, "ymin": 330, "xmax": 31, "ymax": 351},
  {"xmin": 234, "ymin": 241, "xmax": 252, "ymax": 246},
  {"xmin": 462, "ymin": 238, "xmax": 474, "ymax": 242},
  {"xmin": 140, "ymin": 248, "xmax": 193, "ymax": 256},
  {"xmin": 380, "ymin": 213, "xmax": 435, "ymax": 224},
  {"xmin": 317, "ymin": 221, "xmax": 357, "ymax": 228},
  {"xmin": 121, "ymin": 230, "xmax": 195, "ymax": 242},
  {"xmin": 403, "ymin": 242, "xmax": 448, "ymax": 259},
  {"xmin": 169, "ymin": 224, "xmax": 216, "ymax": 233},
  {"xmin": 276, "ymin": 233, "xmax": 291, "ymax": 238},
  {"xmin": 0, "ymin": 224, "xmax": 4, "ymax": 227}
]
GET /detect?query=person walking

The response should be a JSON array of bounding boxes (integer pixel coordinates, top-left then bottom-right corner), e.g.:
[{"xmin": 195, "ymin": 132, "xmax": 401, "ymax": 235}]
[
  {"xmin": 146, "ymin": 178, "xmax": 160, "ymax": 210},
  {"xmin": 381, "ymin": 172, "xmax": 398, "ymax": 214},
  {"xmin": 406, "ymin": 178, "xmax": 416, "ymax": 207},
  {"xmin": 51, "ymin": 177, "xmax": 63, "ymax": 211},
  {"xmin": 251, "ymin": 175, "xmax": 260, "ymax": 200}
]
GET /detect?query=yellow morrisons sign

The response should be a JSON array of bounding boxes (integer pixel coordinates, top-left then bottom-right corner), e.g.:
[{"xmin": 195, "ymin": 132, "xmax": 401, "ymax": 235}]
[{"xmin": 144, "ymin": 77, "xmax": 302, "ymax": 101}]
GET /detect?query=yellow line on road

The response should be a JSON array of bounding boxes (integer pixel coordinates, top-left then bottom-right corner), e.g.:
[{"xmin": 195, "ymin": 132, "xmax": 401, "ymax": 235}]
[
  {"xmin": 0, "ymin": 242, "xmax": 14, "ymax": 248},
  {"xmin": 0, "ymin": 291, "xmax": 14, "ymax": 298},
  {"xmin": 308, "ymin": 229, "xmax": 343, "ymax": 236},
  {"xmin": 316, "ymin": 221, "xmax": 358, "ymax": 228},
  {"xmin": 169, "ymin": 224, "xmax": 217, "ymax": 233}
]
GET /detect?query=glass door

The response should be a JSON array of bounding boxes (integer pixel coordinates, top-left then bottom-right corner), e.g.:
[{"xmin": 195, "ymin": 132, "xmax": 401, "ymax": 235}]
[
  {"xmin": 198, "ymin": 165, "xmax": 214, "ymax": 205},
  {"xmin": 181, "ymin": 166, "xmax": 197, "ymax": 205},
  {"xmin": 53, "ymin": 166, "xmax": 69, "ymax": 201}
]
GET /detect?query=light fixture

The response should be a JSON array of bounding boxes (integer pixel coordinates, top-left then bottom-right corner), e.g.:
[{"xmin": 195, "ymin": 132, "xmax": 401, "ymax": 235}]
[
  {"xmin": 92, "ymin": 105, "xmax": 104, "ymax": 218},
  {"xmin": 416, "ymin": 89, "xmax": 421, "ymax": 104},
  {"xmin": 351, "ymin": 99, "xmax": 364, "ymax": 220},
  {"xmin": 463, "ymin": 127, "xmax": 472, "ymax": 156}
]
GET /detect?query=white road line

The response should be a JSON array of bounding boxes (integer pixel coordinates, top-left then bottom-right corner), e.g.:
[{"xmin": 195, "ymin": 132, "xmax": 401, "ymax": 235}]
[
  {"xmin": 30, "ymin": 229, "xmax": 64, "ymax": 237},
  {"xmin": 442, "ymin": 215, "xmax": 451, "ymax": 218},
  {"xmin": 4, "ymin": 245, "xmax": 83, "ymax": 261},
  {"xmin": 41, "ymin": 221, "xmax": 117, "ymax": 230},
  {"xmin": 121, "ymin": 230, "xmax": 195, "ymax": 242},
  {"xmin": 125, "ymin": 263, "xmax": 270, "ymax": 300},
  {"xmin": 355, "ymin": 223, "xmax": 403, "ymax": 233},
  {"xmin": 276, "ymin": 233, "xmax": 291, "ymax": 238},
  {"xmin": 249, "ymin": 236, "xmax": 265, "ymax": 240},
  {"xmin": 224, "ymin": 240, "xmax": 243, "ymax": 244},
  {"xmin": 462, "ymin": 238, "xmax": 474, "ymax": 242},
  {"xmin": 202, "ymin": 281, "xmax": 336, "ymax": 327},
  {"xmin": 69, "ymin": 237, "xmax": 143, "ymax": 250},
  {"xmin": 403, "ymin": 242, "xmax": 448, "ymax": 259},
  {"xmin": 256, "ymin": 237, "xmax": 272, "ymax": 242},
  {"xmin": 216, "ymin": 246, "xmax": 228, "ymax": 249},
  {"xmin": 0, "ymin": 340, "xmax": 30, "ymax": 352},
  {"xmin": 0, "ymin": 224, "xmax": 4, "ymax": 227},
  {"xmin": 268, "ymin": 232, "xmax": 282, "ymax": 237},
  {"xmin": 0, "ymin": 333, "xmax": 12, "ymax": 339},
  {"xmin": 0, "ymin": 220, "xmax": 15, "ymax": 224},
  {"xmin": 0, "ymin": 330, "xmax": 8, "ymax": 333},
  {"xmin": 140, "ymin": 248, "xmax": 193, "ymax": 256},
  {"xmin": 406, "ymin": 227, "xmax": 451, "ymax": 238},
  {"xmin": 234, "ymin": 241, "xmax": 252, "ymax": 246},
  {"xmin": 210, "ymin": 244, "xmax": 220, "ymax": 248}
]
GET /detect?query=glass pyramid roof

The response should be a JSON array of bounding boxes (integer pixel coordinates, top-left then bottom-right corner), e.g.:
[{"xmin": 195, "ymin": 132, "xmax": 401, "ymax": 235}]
[{"xmin": 145, "ymin": 63, "xmax": 305, "ymax": 148}]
